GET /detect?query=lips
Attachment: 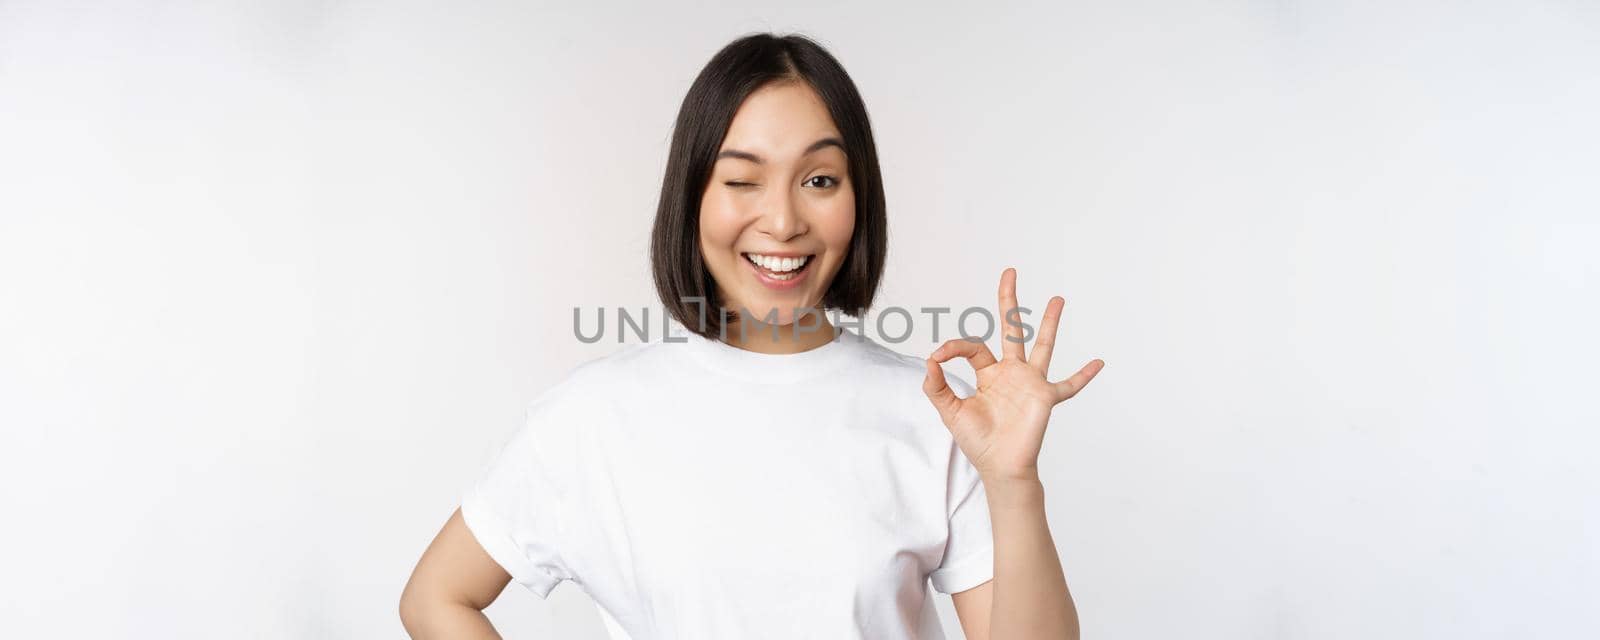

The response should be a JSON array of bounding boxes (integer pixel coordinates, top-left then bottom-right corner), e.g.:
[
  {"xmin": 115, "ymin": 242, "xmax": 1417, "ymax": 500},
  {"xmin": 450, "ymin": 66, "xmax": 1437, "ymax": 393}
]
[
  {"xmin": 741, "ymin": 252, "xmax": 815, "ymax": 290},
  {"xmin": 743, "ymin": 253, "xmax": 812, "ymax": 276}
]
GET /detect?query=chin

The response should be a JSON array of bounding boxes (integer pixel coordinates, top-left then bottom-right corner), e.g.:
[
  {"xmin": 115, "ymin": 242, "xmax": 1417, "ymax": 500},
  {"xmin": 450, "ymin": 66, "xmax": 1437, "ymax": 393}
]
[{"xmin": 733, "ymin": 297, "xmax": 820, "ymax": 326}]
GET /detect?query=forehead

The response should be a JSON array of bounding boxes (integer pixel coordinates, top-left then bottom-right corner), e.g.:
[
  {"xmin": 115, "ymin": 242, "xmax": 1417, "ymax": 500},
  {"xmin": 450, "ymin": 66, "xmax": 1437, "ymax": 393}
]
[{"xmin": 719, "ymin": 81, "xmax": 843, "ymax": 158}]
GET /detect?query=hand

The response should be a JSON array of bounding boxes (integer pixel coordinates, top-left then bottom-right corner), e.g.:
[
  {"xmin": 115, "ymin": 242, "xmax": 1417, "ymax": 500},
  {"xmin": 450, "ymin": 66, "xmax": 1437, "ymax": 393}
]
[{"xmin": 922, "ymin": 267, "xmax": 1104, "ymax": 481}]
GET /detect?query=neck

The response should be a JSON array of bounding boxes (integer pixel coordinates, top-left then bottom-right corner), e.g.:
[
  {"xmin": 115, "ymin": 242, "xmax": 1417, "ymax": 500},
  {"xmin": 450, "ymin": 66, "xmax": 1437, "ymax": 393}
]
[{"xmin": 720, "ymin": 312, "xmax": 838, "ymax": 354}]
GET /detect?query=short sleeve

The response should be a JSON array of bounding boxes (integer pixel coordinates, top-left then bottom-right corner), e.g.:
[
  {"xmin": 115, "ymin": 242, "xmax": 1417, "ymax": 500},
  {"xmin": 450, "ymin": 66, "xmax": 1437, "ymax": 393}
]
[
  {"xmin": 459, "ymin": 397, "xmax": 576, "ymax": 598},
  {"xmin": 928, "ymin": 376, "xmax": 996, "ymax": 594}
]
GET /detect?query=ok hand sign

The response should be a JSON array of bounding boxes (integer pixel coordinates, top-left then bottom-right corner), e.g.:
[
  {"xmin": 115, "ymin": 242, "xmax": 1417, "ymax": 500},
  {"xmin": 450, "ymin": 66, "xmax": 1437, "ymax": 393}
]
[{"xmin": 922, "ymin": 268, "xmax": 1105, "ymax": 481}]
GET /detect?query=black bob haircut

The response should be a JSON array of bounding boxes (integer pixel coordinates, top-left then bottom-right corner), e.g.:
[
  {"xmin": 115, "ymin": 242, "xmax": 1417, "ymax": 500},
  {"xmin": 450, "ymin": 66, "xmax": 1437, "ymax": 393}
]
[{"xmin": 649, "ymin": 32, "xmax": 887, "ymax": 341}]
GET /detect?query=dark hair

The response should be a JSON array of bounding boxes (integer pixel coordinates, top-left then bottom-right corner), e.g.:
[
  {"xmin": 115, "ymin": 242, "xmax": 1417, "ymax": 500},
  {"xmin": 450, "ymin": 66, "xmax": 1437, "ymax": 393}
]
[{"xmin": 650, "ymin": 32, "xmax": 887, "ymax": 341}]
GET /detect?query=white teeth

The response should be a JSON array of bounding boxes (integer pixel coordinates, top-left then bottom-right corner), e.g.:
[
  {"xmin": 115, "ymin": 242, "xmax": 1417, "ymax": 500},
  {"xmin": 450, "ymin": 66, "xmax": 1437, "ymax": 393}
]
[{"xmin": 745, "ymin": 253, "xmax": 812, "ymax": 273}]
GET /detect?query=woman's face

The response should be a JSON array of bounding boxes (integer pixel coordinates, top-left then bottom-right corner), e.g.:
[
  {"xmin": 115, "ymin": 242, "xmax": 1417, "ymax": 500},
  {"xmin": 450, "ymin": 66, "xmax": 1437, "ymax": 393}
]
[{"xmin": 699, "ymin": 80, "xmax": 855, "ymax": 327}]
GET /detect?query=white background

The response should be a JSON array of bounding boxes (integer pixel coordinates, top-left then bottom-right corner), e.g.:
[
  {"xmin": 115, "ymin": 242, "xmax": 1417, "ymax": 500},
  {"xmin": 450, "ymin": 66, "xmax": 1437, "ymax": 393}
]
[{"xmin": 2, "ymin": 1, "xmax": 1596, "ymax": 638}]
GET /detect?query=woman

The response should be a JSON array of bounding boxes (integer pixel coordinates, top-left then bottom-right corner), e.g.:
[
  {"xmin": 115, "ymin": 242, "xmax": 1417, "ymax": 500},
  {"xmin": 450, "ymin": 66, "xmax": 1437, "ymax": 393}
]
[{"xmin": 400, "ymin": 32, "xmax": 1104, "ymax": 640}]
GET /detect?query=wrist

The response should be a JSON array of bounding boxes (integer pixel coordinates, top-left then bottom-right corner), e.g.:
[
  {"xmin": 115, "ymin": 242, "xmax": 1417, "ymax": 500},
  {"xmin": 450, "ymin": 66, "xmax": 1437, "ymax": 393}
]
[
  {"xmin": 979, "ymin": 464, "xmax": 1041, "ymax": 486},
  {"xmin": 980, "ymin": 469, "xmax": 1046, "ymax": 507}
]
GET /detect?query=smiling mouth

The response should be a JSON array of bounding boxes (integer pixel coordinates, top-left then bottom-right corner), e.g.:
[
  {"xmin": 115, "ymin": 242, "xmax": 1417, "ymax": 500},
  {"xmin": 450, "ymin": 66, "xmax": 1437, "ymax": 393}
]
[{"xmin": 742, "ymin": 252, "xmax": 815, "ymax": 281}]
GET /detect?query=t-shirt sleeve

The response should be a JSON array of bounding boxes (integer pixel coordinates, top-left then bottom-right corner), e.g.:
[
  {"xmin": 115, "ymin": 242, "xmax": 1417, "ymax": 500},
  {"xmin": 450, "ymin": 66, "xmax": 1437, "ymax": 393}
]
[
  {"xmin": 928, "ymin": 375, "xmax": 996, "ymax": 595},
  {"xmin": 459, "ymin": 395, "xmax": 577, "ymax": 598}
]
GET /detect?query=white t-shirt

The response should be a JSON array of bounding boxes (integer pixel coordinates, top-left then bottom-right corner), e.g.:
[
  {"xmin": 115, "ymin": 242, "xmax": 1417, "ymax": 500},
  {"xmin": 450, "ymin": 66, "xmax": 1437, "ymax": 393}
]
[{"xmin": 459, "ymin": 322, "xmax": 994, "ymax": 639}]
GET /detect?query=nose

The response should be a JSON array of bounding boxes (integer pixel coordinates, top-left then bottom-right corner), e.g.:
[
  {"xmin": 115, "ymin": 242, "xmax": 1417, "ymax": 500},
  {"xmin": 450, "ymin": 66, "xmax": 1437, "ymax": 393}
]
[{"xmin": 755, "ymin": 188, "xmax": 807, "ymax": 241}]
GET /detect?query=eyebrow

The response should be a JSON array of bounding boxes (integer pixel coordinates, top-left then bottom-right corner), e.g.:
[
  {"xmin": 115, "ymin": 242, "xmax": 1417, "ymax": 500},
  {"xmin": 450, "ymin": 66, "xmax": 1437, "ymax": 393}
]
[{"xmin": 715, "ymin": 137, "xmax": 845, "ymax": 164}]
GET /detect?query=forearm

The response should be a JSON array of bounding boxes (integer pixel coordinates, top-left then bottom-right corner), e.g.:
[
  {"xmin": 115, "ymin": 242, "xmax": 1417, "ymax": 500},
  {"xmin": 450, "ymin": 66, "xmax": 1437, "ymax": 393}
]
[
  {"xmin": 399, "ymin": 600, "xmax": 504, "ymax": 640},
  {"xmin": 984, "ymin": 471, "xmax": 1079, "ymax": 640}
]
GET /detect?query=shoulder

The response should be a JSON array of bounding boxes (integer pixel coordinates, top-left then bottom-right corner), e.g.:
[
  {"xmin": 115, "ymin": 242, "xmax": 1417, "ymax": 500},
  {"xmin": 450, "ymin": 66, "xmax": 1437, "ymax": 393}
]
[
  {"xmin": 524, "ymin": 333, "xmax": 702, "ymax": 413},
  {"xmin": 843, "ymin": 335, "xmax": 980, "ymax": 486},
  {"xmin": 503, "ymin": 341, "xmax": 666, "ymax": 462},
  {"xmin": 528, "ymin": 340, "xmax": 658, "ymax": 405},
  {"xmin": 846, "ymin": 333, "xmax": 978, "ymax": 397}
]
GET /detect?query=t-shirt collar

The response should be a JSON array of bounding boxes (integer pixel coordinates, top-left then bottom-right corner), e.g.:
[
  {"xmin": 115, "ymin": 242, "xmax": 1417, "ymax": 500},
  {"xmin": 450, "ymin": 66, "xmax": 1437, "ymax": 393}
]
[{"xmin": 670, "ymin": 319, "xmax": 862, "ymax": 383}]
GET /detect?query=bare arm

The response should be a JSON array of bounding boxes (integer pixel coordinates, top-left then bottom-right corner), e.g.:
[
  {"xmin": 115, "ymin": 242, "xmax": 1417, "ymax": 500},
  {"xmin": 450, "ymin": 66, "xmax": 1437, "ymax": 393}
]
[
  {"xmin": 399, "ymin": 507, "xmax": 513, "ymax": 639},
  {"xmin": 952, "ymin": 580, "xmax": 994, "ymax": 639},
  {"xmin": 951, "ymin": 474, "xmax": 1078, "ymax": 640},
  {"xmin": 928, "ymin": 268, "xmax": 1103, "ymax": 640}
]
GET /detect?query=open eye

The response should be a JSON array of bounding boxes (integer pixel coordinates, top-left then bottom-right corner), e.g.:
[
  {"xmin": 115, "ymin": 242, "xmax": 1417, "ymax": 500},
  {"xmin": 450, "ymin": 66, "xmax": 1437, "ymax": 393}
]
[{"xmin": 804, "ymin": 175, "xmax": 839, "ymax": 189}]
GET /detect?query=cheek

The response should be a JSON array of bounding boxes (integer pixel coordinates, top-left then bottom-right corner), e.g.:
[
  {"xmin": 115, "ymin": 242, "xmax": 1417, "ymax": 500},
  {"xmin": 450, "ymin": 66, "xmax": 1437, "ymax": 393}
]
[
  {"xmin": 819, "ymin": 190, "xmax": 857, "ymax": 252},
  {"xmin": 697, "ymin": 192, "xmax": 744, "ymax": 253}
]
